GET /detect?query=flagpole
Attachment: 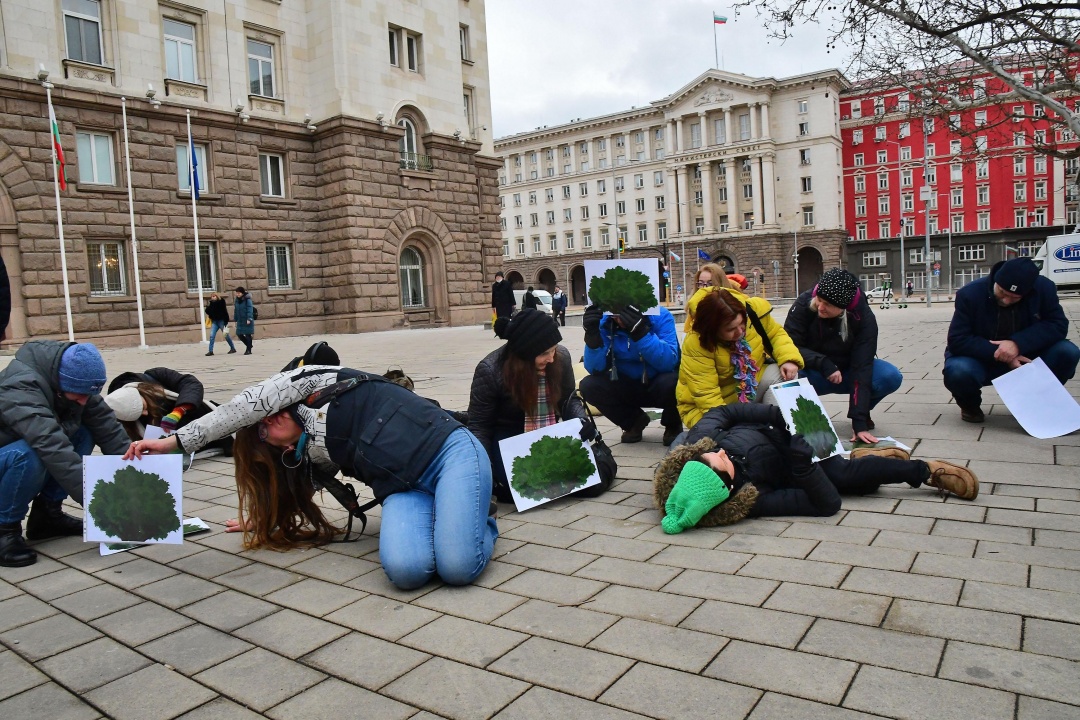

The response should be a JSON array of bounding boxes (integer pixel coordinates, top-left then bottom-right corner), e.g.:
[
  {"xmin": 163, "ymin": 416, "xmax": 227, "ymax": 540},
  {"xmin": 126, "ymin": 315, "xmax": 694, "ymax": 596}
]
[
  {"xmin": 713, "ymin": 20, "xmax": 719, "ymax": 69},
  {"xmin": 45, "ymin": 84, "xmax": 75, "ymax": 342},
  {"xmin": 186, "ymin": 111, "xmax": 207, "ymax": 343},
  {"xmin": 121, "ymin": 98, "xmax": 148, "ymax": 348}
]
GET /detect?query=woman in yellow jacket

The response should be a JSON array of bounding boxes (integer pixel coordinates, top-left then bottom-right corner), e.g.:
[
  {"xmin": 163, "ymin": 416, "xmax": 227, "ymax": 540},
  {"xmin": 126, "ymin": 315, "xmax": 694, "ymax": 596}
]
[{"xmin": 677, "ymin": 287, "xmax": 804, "ymax": 429}]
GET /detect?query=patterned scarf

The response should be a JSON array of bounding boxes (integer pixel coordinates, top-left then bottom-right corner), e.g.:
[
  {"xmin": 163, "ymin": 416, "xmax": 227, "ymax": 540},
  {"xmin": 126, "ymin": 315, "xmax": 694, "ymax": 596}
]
[
  {"xmin": 730, "ymin": 337, "xmax": 760, "ymax": 403},
  {"xmin": 524, "ymin": 372, "xmax": 557, "ymax": 432}
]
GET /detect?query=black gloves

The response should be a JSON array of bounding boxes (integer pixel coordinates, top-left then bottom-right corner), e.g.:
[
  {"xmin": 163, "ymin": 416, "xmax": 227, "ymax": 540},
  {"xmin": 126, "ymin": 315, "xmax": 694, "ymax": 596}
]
[
  {"xmin": 582, "ymin": 305, "xmax": 604, "ymax": 349},
  {"xmin": 619, "ymin": 305, "xmax": 650, "ymax": 342},
  {"xmin": 788, "ymin": 434, "xmax": 816, "ymax": 469},
  {"xmin": 768, "ymin": 405, "xmax": 787, "ymax": 429},
  {"xmin": 578, "ymin": 418, "xmax": 597, "ymax": 442}
]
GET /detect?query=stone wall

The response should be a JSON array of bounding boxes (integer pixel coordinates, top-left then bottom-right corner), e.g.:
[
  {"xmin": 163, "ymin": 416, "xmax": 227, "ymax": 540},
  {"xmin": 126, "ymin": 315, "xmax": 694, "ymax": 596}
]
[{"xmin": 0, "ymin": 77, "xmax": 502, "ymax": 346}]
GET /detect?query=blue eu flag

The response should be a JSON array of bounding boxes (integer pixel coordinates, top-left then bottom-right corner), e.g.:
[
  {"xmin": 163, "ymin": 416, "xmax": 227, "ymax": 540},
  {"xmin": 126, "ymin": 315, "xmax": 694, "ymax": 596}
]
[
  {"xmin": 190, "ymin": 145, "xmax": 200, "ymax": 201},
  {"xmin": 698, "ymin": 248, "xmax": 710, "ymax": 261}
]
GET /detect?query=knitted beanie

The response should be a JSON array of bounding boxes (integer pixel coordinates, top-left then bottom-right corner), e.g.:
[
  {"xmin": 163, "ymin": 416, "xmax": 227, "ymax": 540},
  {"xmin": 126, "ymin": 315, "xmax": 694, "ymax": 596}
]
[
  {"xmin": 994, "ymin": 257, "xmax": 1039, "ymax": 295},
  {"xmin": 57, "ymin": 343, "xmax": 107, "ymax": 395},
  {"xmin": 498, "ymin": 308, "xmax": 562, "ymax": 360},
  {"xmin": 661, "ymin": 460, "xmax": 731, "ymax": 534},
  {"xmin": 103, "ymin": 386, "xmax": 144, "ymax": 421},
  {"xmin": 814, "ymin": 268, "xmax": 861, "ymax": 310}
]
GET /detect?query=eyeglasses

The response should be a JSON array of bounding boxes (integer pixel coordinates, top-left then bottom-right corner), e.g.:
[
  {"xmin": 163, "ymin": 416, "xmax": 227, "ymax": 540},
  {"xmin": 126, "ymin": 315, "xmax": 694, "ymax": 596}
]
[{"xmin": 696, "ymin": 281, "xmax": 711, "ymax": 288}]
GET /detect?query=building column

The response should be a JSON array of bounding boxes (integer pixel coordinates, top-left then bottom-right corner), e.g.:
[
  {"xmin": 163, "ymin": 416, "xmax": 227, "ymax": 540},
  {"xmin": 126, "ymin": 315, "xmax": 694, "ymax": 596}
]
[
  {"xmin": 761, "ymin": 152, "xmax": 776, "ymax": 225},
  {"xmin": 749, "ymin": 103, "xmax": 759, "ymax": 140},
  {"xmin": 760, "ymin": 103, "xmax": 770, "ymax": 140},
  {"xmin": 725, "ymin": 157, "xmax": 738, "ymax": 230},
  {"xmin": 677, "ymin": 165, "xmax": 692, "ymax": 235},
  {"xmin": 751, "ymin": 155, "xmax": 763, "ymax": 227},
  {"xmin": 698, "ymin": 111, "xmax": 709, "ymax": 147},
  {"xmin": 724, "ymin": 107, "xmax": 733, "ymax": 145},
  {"xmin": 667, "ymin": 119, "xmax": 677, "ymax": 154},
  {"xmin": 700, "ymin": 162, "xmax": 715, "ymax": 232}
]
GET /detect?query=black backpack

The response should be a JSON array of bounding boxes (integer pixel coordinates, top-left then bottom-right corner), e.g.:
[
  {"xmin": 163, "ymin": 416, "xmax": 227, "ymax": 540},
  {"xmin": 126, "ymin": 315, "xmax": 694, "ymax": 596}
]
[{"xmin": 252, "ymin": 305, "xmax": 259, "ymax": 320}]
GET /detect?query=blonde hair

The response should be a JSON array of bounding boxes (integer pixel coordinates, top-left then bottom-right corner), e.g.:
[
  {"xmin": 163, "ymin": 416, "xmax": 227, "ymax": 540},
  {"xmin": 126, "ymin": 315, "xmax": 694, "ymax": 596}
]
[{"xmin": 696, "ymin": 263, "xmax": 741, "ymax": 291}]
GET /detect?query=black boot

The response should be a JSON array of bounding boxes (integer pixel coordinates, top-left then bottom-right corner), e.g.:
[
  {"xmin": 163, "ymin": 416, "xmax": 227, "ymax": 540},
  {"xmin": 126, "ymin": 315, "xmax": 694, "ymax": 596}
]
[
  {"xmin": 25, "ymin": 497, "xmax": 83, "ymax": 541},
  {"xmin": 0, "ymin": 523, "xmax": 36, "ymax": 567}
]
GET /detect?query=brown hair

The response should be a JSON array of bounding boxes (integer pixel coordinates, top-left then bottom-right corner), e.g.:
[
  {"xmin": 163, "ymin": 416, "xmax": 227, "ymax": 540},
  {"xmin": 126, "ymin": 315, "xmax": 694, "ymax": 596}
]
[
  {"xmin": 692, "ymin": 288, "xmax": 747, "ymax": 353},
  {"xmin": 502, "ymin": 348, "xmax": 564, "ymax": 417},
  {"xmin": 119, "ymin": 383, "xmax": 174, "ymax": 442},
  {"xmin": 232, "ymin": 425, "xmax": 342, "ymax": 551}
]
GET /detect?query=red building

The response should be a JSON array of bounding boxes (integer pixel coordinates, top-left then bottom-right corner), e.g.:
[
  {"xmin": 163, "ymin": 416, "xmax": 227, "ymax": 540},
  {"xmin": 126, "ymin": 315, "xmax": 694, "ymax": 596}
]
[{"xmin": 839, "ymin": 66, "xmax": 1078, "ymax": 295}]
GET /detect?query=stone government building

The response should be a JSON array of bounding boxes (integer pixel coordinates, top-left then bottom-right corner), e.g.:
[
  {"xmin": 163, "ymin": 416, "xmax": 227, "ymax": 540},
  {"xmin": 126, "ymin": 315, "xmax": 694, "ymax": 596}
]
[{"xmin": 0, "ymin": 0, "xmax": 501, "ymax": 346}]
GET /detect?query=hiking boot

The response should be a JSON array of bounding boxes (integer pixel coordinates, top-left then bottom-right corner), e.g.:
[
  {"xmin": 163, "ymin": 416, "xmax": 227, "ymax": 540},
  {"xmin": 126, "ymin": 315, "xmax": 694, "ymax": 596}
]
[
  {"xmin": 662, "ymin": 425, "xmax": 683, "ymax": 446},
  {"xmin": 620, "ymin": 413, "xmax": 650, "ymax": 444},
  {"xmin": 925, "ymin": 460, "xmax": 979, "ymax": 500},
  {"xmin": 958, "ymin": 403, "xmax": 985, "ymax": 423},
  {"xmin": 850, "ymin": 446, "xmax": 911, "ymax": 461},
  {"xmin": 25, "ymin": 497, "xmax": 83, "ymax": 540},
  {"xmin": 0, "ymin": 523, "xmax": 36, "ymax": 567}
]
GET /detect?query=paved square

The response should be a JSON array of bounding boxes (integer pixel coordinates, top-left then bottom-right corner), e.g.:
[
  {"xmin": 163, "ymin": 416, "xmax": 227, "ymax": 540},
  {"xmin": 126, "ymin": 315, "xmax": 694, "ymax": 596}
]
[{"xmin": 1, "ymin": 299, "xmax": 1079, "ymax": 718}]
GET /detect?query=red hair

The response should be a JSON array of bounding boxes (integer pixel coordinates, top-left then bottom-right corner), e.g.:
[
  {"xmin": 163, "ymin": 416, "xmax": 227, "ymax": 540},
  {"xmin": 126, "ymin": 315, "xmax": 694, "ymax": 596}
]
[{"xmin": 692, "ymin": 289, "xmax": 747, "ymax": 352}]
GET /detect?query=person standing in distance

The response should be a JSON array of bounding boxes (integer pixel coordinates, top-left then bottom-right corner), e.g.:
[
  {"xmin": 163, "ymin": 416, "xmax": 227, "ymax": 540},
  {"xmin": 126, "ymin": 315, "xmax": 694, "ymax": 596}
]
[
  {"xmin": 491, "ymin": 272, "xmax": 516, "ymax": 321},
  {"xmin": 234, "ymin": 287, "xmax": 255, "ymax": 356},
  {"xmin": 551, "ymin": 285, "xmax": 568, "ymax": 326}
]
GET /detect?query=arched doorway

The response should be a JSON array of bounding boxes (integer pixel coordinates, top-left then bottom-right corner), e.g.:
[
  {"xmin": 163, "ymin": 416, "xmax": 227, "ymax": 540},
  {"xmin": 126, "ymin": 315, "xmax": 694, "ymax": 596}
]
[
  {"xmin": 797, "ymin": 246, "xmax": 824, "ymax": 294},
  {"xmin": 537, "ymin": 268, "xmax": 556, "ymax": 294},
  {"xmin": 506, "ymin": 271, "xmax": 524, "ymax": 289},
  {"xmin": 570, "ymin": 265, "xmax": 586, "ymax": 306},
  {"xmin": 715, "ymin": 255, "xmax": 736, "ymax": 274}
]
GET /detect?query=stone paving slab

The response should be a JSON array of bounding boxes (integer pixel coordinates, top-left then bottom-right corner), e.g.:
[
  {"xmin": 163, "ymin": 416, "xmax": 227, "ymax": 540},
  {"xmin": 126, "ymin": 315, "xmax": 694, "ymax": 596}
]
[{"xmin": 1, "ymin": 302, "xmax": 1079, "ymax": 718}]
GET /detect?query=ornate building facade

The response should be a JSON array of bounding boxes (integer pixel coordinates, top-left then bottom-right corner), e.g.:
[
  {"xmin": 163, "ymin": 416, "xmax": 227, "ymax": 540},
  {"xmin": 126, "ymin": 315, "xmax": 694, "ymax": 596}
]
[
  {"xmin": 495, "ymin": 68, "xmax": 851, "ymax": 304},
  {"xmin": 0, "ymin": 0, "xmax": 501, "ymax": 345}
]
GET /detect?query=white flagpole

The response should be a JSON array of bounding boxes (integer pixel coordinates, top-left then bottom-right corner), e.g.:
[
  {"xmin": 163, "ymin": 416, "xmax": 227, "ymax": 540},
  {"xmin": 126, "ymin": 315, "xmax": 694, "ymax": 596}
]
[
  {"xmin": 186, "ymin": 111, "xmax": 207, "ymax": 343},
  {"xmin": 713, "ymin": 20, "xmax": 719, "ymax": 69},
  {"xmin": 45, "ymin": 84, "xmax": 75, "ymax": 342},
  {"xmin": 121, "ymin": 98, "xmax": 148, "ymax": 348}
]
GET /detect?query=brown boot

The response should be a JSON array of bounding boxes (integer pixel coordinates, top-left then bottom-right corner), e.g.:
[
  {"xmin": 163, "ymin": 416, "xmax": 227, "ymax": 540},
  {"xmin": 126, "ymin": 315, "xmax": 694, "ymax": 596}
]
[
  {"xmin": 620, "ymin": 413, "xmax": 650, "ymax": 443},
  {"xmin": 850, "ymin": 446, "xmax": 911, "ymax": 461},
  {"xmin": 925, "ymin": 460, "xmax": 979, "ymax": 500}
]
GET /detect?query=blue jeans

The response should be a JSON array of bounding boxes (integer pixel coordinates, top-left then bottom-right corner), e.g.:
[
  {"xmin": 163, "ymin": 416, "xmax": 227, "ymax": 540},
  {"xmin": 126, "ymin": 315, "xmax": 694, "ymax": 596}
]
[
  {"xmin": 379, "ymin": 428, "xmax": 498, "ymax": 590},
  {"xmin": 802, "ymin": 359, "xmax": 903, "ymax": 410},
  {"xmin": 943, "ymin": 339, "xmax": 1080, "ymax": 408},
  {"xmin": 0, "ymin": 427, "xmax": 93, "ymax": 524},
  {"xmin": 208, "ymin": 320, "xmax": 235, "ymax": 353}
]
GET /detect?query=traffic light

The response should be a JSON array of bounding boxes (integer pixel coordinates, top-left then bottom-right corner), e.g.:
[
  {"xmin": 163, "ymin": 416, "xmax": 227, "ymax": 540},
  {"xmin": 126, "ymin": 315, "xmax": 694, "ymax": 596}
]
[{"xmin": 618, "ymin": 236, "xmax": 625, "ymax": 254}]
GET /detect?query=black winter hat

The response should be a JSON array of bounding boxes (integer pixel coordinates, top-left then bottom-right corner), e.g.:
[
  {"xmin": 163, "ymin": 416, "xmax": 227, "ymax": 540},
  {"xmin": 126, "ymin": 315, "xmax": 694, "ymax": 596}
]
[
  {"xmin": 497, "ymin": 308, "xmax": 562, "ymax": 360},
  {"xmin": 994, "ymin": 257, "xmax": 1039, "ymax": 295},
  {"xmin": 814, "ymin": 268, "xmax": 862, "ymax": 310}
]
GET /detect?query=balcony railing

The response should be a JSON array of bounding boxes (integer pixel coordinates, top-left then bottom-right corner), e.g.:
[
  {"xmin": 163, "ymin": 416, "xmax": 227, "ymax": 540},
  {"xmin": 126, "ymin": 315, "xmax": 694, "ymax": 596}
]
[{"xmin": 400, "ymin": 152, "xmax": 433, "ymax": 171}]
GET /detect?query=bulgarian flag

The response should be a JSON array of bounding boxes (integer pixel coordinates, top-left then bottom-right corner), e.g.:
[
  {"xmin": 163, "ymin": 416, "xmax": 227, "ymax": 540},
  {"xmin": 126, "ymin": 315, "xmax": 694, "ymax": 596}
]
[
  {"xmin": 49, "ymin": 101, "xmax": 66, "ymax": 191},
  {"xmin": 713, "ymin": 13, "xmax": 728, "ymax": 24}
]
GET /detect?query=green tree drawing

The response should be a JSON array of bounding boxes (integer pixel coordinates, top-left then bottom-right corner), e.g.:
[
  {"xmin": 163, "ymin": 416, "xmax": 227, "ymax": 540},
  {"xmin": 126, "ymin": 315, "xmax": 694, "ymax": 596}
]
[
  {"xmin": 789, "ymin": 395, "xmax": 839, "ymax": 459},
  {"xmin": 88, "ymin": 466, "xmax": 181, "ymax": 542},
  {"xmin": 588, "ymin": 266, "xmax": 658, "ymax": 314},
  {"xmin": 511, "ymin": 435, "xmax": 595, "ymax": 501}
]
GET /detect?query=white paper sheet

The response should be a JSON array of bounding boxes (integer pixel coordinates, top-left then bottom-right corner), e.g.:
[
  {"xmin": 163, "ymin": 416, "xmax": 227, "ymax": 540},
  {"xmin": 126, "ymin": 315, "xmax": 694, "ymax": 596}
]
[
  {"xmin": 83, "ymin": 454, "xmax": 184, "ymax": 544},
  {"xmin": 991, "ymin": 357, "xmax": 1080, "ymax": 439},
  {"xmin": 584, "ymin": 259, "xmax": 663, "ymax": 315},
  {"xmin": 770, "ymin": 378, "xmax": 845, "ymax": 462},
  {"xmin": 498, "ymin": 419, "xmax": 601, "ymax": 512}
]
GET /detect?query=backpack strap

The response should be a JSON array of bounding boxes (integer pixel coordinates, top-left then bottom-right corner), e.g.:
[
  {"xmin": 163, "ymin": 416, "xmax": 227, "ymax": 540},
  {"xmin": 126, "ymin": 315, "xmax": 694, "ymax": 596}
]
[
  {"xmin": 744, "ymin": 304, "xmax": 774, "ymax": 360},
  {"xmin": 310, "ymin": 469, "xmax": 379, "ymax": 542}
]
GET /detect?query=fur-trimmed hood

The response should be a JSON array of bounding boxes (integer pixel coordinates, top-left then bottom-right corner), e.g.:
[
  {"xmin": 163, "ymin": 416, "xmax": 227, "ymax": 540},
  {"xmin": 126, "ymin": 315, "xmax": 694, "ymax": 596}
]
[{"xmin": 653, "ymin": 437, "xmax": 759, "ymax": 528}]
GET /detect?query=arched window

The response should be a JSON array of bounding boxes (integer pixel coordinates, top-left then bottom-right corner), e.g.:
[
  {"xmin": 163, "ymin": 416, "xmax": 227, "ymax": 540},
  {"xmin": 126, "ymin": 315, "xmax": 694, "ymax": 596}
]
[
  {"xmin": 398, "ymin": 118, "xmax": 417, "ymax": 155},
  {"xmin": 399, "ymin": 246, "xmax": 426, "ymax": 308}
]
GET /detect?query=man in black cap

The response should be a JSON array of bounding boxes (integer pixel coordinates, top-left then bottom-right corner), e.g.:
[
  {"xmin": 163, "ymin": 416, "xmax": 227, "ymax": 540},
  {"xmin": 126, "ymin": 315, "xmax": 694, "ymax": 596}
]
[{"xmin": 944, "ymin": 257, "xmax": 1080, "ymax": 422}]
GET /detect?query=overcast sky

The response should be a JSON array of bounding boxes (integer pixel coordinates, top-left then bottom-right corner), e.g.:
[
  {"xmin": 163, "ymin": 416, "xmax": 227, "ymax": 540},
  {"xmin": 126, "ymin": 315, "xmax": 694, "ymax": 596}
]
[{"xmin": 486, "ymin": 0, "xmax": 850, "ymax": 139}]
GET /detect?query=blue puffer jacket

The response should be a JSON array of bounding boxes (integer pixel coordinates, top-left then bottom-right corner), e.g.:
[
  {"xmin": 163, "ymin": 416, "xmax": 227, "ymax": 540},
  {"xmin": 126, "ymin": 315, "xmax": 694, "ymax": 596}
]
[
  {"xmin": 946, "ymin": 260, "xmax": 1069, "ymax": 362},
  {"xmin": 583, "ymin": 306, "xmax": 680, "ymax": 381}
]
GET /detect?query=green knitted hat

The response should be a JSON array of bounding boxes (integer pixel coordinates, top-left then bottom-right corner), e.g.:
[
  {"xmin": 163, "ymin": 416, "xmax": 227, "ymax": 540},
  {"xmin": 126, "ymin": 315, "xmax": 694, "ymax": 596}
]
[{"xmin": 661, "ymin": 461, "xmax": 731, "ymax": 534}]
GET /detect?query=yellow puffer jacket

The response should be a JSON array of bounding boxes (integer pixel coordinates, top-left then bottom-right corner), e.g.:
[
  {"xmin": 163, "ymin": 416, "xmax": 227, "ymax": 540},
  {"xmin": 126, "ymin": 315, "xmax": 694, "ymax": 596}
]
[{"xmin": 677, "ymin": 287, "xmax": 804, "ymax": 428}]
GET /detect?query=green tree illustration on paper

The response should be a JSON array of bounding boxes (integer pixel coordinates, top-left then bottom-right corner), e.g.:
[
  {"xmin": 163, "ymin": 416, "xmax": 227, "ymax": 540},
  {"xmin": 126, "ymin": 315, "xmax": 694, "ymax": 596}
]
[
  {"xmin": 88, "ymin": 466, "xmax": 180, "ymax": 542},
  {"xmin": 511, "ymin": 435, "xmax": 595, "ymax": 500},
  {"xmin": 588, "ymin": 266, "xmax": 659, "ymax": 314},
  {"xmin": 789, "ymin": 395, "xmax": 839, "ymax": 459}
]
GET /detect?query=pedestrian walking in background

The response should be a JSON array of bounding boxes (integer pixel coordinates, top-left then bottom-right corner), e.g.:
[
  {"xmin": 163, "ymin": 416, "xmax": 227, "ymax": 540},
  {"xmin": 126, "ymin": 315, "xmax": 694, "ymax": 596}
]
[
  {"xmin": 204, "ymin": 292, "xmax": 236, "ymax": 356},
  {"xmin": 491, "ymin": 271, "xmax": 516, "ymax": 322},
  {"xmin": 906, "ymin": 281, "xmax": 914, "ymax": 298},
  {"xmin": 233, "ymin": 287, "xmax": 255, "ymax": 355},
  {"xmin": 522, "ymin": 286, "xmax": 539, "ymax": 311},
  {"xmin": 551, "ymin": 285, "xmax": 568, "ymax": 326}
]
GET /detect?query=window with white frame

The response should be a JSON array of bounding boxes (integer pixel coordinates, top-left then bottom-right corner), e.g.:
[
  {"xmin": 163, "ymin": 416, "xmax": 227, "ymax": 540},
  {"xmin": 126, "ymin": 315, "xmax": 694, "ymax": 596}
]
[
  {"xmin": 545, "ymin": 188, "xmax": 554, "ymax": 201},
  {"xmin": 549, "ymin": 234, "xmax": 558, "ymax": 251},
  {"xmin": 1013, "ymin": 132, "xmax": 1025, "ymax": 146},
  {"xmin": 657, "ymin": 222, "xmax": 667, "ymax": 240},
  {"xmin": 1034, "ymin": 130, "xmax": 1046, "ymax": 144},
  {"xmin": 739, "ymin": 114, "xmax": 751, "ymax": 140},
  {"xmin": 925, "ymin": 165, "xmax": 936, "ymax": 184},
  {"xmin": 405, "ymin": 31, "xmax": 421, "ymax": 71},
  {"xmin": 856, "ymin": 223, "xmax": 867, "ymax": 240},
  {"xmin": 928, "ymin": 215, "xmax": 939, "ymax": 234},
  {"xmin": 266, "ymin": 243, "xmax": 294, "ymax": 289},
  {"xmin": 637, "ymin": 224, "xmax": 648, "ymax": 243},
  {"xmin": 924, "ymin": 117, "xmax": 934, "ymax": 134},
  {"xmin": 718, "ymin": 186, "xmax": 727, "ymax": 202},
  {"xmin": 618, "ymin": 226, "xmax": 629, "ymax": 244},
  {"xmin": 562, "ymin": 185, "xmax": 571, "ymax": 199},
  {"xmin": 951, "ymin": 215, "xmax": 964, "ymax": 233},
  {"xmin": 579, "ymin": 182, "xmax": 588, "ymax": 197},
  {"xmin": 976, "ymin": 159, "xmax": 988, "ymax": 179},
  {"xmin": 634, "ymin": 173, "xmax": 644, "ymax": 189},
  {"xmin": 635, "ymin": 198, "xmax": 645, "ymax": 212},
  {"xmin": 1014, "ymin": 209, "xmax": 1028, "ymax": 227},
  {"xmin": 951, "ymin": 164, "xmax": 962, "ymax": 182},
  {"xmin": 901, "ymin": 168, "xmax": 912, "ymax": 188},
  {"xmin": 654, "ymin": 171, "xmax": 664, "ymax": 186},
  {"xmin": 513, "ymin": 215, "xmax": 522, "ymax": 229},
  {"xmin": 902, "ymin": 193, "xmax": 913, "ymax": 212},
  {"xmin": 615, "ymin": 136, "xmax": 625, "ymax": 148},
  {"xmin": 874, "ymin": 97, "xmax": 885, "ymax": 114},
  {"xmin": 1034, "ymin": 156, "xmax": 1046, "ymax": 174},
  {"xmin": 580, "ymin": 161, "xmax": 590, "ymax": 172},
  {"xmin": 854, "ymin": 153, "xmax": 865, "ymax": 167},
  {"xmin": 718, "ymin": 214, "xmax": 729, "ymax": 231},
  {"xmin": 600, "ymin": 228, "xmax": 610, "ymax": 247},
  {"xmin": 513, "ymin": 193, "xmax": 521, "ymax": 207},
  {"xmin": 1035, "ymin": 180, "xmax": 1047, "ymax": 200},
  {"xmin": 879, "ymin": 221, "xmax": 891, "ymax": 238},
  {"xmin": 798, "ymin": 99, "xmax": 808, "ymax": 113},
  {"xmin": 63, "ymin": 0, "xmax": 104, "ymax": 65},
  {"xmin": 546, "ymin": 211, "xmax": 554, "ymax": 224},
  {"xmin": 163, "ymin": 18, "xmax": 198, "ymax": 82},
  {"xmin": 715, "ymin": 118, "xmax": 726, "ymax": 143},
  {"xmin": 899, "ymin": 122, "xmax": 909, "ymax": 138},
  {"xmin": 1017, "ymin": 239, "xmax": 1043, "ymax": 257},
  {"xmin": 563, "ymin": 208, "xmax": 572, "ymax": 222},
  {"xmin": 863, "ymin": 251, "xmax": 886, "ymax": 267},
  {"xmin": 399, "ymin": 246, "xmax": 425, "ymax": 307},
  {"xmin": 695, "ymin": 190, "xmax": 704, "ymax": 205},
  {"xmin": 977, "ymin": 212, "xmax": 990, "ymax": 231},
  {"xmin": 533, "ymin": 236, "xmax": 541, "ymax": 253},
  {"xmin": 616, "ymin": 200, "xmax": 626, "ymax": 215},
  {"xmin": 259, "ymin": 153, "xmax": 285, "ymax": 196},
  {"xmin": 185, "ymin": 241, "xmax": 217, "ymax": 291},
  {"xmin": 598, "ymin": 203, "xmax": 607, "ymax": 218},
  {"xmin": 854, "ymin": 174, "xmax": 865, "ymax": 193},
  {"xmin": 802, "ymin": 205, "xmax": 814, "ymax": 226},
  {"xmin": 950, "ymin": 140, "xmax": 961, "ymax": 155},
  {"xmin": 1014, "ymin": 182, "xmax": 1026, "ymax": 201},
  {"xmin": 877, "ymin": 150, "xmax": 887, "ymax": 164},
  {"xmin": 904, "ymin": 218, "xmax": 915, "ymax": 236},
  {"xmin": 977, "ymin": 185, "xmax": 989, "ymax": 204},
  {"xmin": 948, "ymin": 114, "xmax": 961, "ymax": 131},
  {"xmin": 597, "ymin": 179, "xmax": 606, "ymax": 194},
  {"xmin": 855, "ymin": 198, "xmax": 866, "ymax": 216},
  {"xmin": 530, "ymin": 213, "xmax": 538, "ymax": 227},
  {"xmin": 87, "ymin": 240, "xmax": 126, "ymax": 296},
  {"xmin": 801, "ymin": 176, "xmax": 812, "ymax": 193},
  {"xmin": 878, "ymin": 197, "xmax": 890, "ymax": 214},
  {"xmin": 565, "ymin": 232, "xmax": 575, "ymax": 250},
  {"xmin": 741, "ymin": 214, "xmax": 752, "ymax": 230},
  {"xmin": 951, "ymin": 188, "xmax": 963, "ymax": 207},
  {"xmin": 1033, "ymin": 207, "xmax": 1046, "ymax": 225},
  {"xmin": 247, "ymin": 39, "xmax": 275, "ymax": 97},
  {"xmin": 516, "ymin": 238, "xmax": 525, "ymax": 255},
  {"xmin": 1014, "ymin": 155, "xmax": 1025, "ymax": 175},
  {"xmin": 654, "ymin": 148, "xmax": 664, "ymax": 160},
  {"xmin": 504, "ymin": 239, "xmax": 510, "ymax": 257},
  {"xmin": 528, "ymin": 191, "xmax": 536, "ymax": 205},
  {"xmin": 690, "ymin": 123, "xmax": 701, "ymax": 149},
  {"xmin": 800, "ymin": 148, "xmax": 811, "ymax": 165},
  {"xmin": 743, "ymin": 184, "xmax": 752, "ymax": 199},
  {"xmin": 581, "ymin": 206, "xmax": 589, "ymax": 220},
  {"xmin": 851, "ymin": 102, "xmax": 862, "ymax": 119},
  {"xmin": 799, "ymin": 121, "xmax": 809, "ymax": 136},
  {"xmin": 76, "ymin": 130, "xmax": 115, "ymax": 185},
  {"xmin": 878, "ymin": 172, "xmax": 888, "ymax": 190},
  {"xmin": 583, "ymin": 230, "xmax": 592, "ymax": 248},
  {"xmin": 615, "ymin": 176, "xmax": 624, "ymax": 191},
  {"xmin": 875, "ymin": 126, "xmax": 886, "ymax": 141},
  {"xmin": 458, "ymin": 24, "xmax": 470, "ymax": 61},
  {"xmin": 853, "ymin": 130, "xmax": 863, "ymax": 144},
  {"xmin": 900, "ymin": 146, "xmax": 912, "ymax": 161}
]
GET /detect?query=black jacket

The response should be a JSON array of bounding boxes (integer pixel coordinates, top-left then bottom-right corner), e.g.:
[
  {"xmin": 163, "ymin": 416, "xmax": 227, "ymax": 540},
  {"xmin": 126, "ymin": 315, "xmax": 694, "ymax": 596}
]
[
  {"xmin": 685, "ymin": 404, "xmax": 840, "ymax": 518},
  {"xmin": 0, "ymin": 341, "xmax": 131, "ymax": 504},
  {"xmin": 946, "ymin": 260, "xmax": 1069, "ymax": 363},
  {"xmin": 523, "ymin": 291, "xmax": 539, "ymax": 310},
  {"xmin": 491, "ymin": 280, "xmax": 515, "ymax": 314},
  {"xmin": 205, "ymin": 298, "xmax": 230, "ymax": 324},
  {"xmin": 784, "ymin": 291, "xmax": 879, "ymax": 432},
  {"xmin": 468, "ymin": 345, "xmax": 585, "ymax": 463},
  {"xmin": 107, "ymin": 367, "xmax": 212, "ymax": 429},
  {"xmin": 0, "ymin": 254, "xmax": 10, "ymax": 339}
]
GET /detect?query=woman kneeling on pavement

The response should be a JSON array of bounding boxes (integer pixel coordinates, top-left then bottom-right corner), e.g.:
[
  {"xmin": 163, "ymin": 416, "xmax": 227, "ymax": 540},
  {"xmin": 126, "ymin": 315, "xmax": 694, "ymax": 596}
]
[
  {"xmin": 468, "ymin": 309, "xmax": 608, "ymax": 503},
  {"xmin": 126, "ymin": 365, "xmax": 498, "ymax": 590},
  {"xmin": 654, "ymin": 404, "xmax": 978, "ymax": 532}
]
